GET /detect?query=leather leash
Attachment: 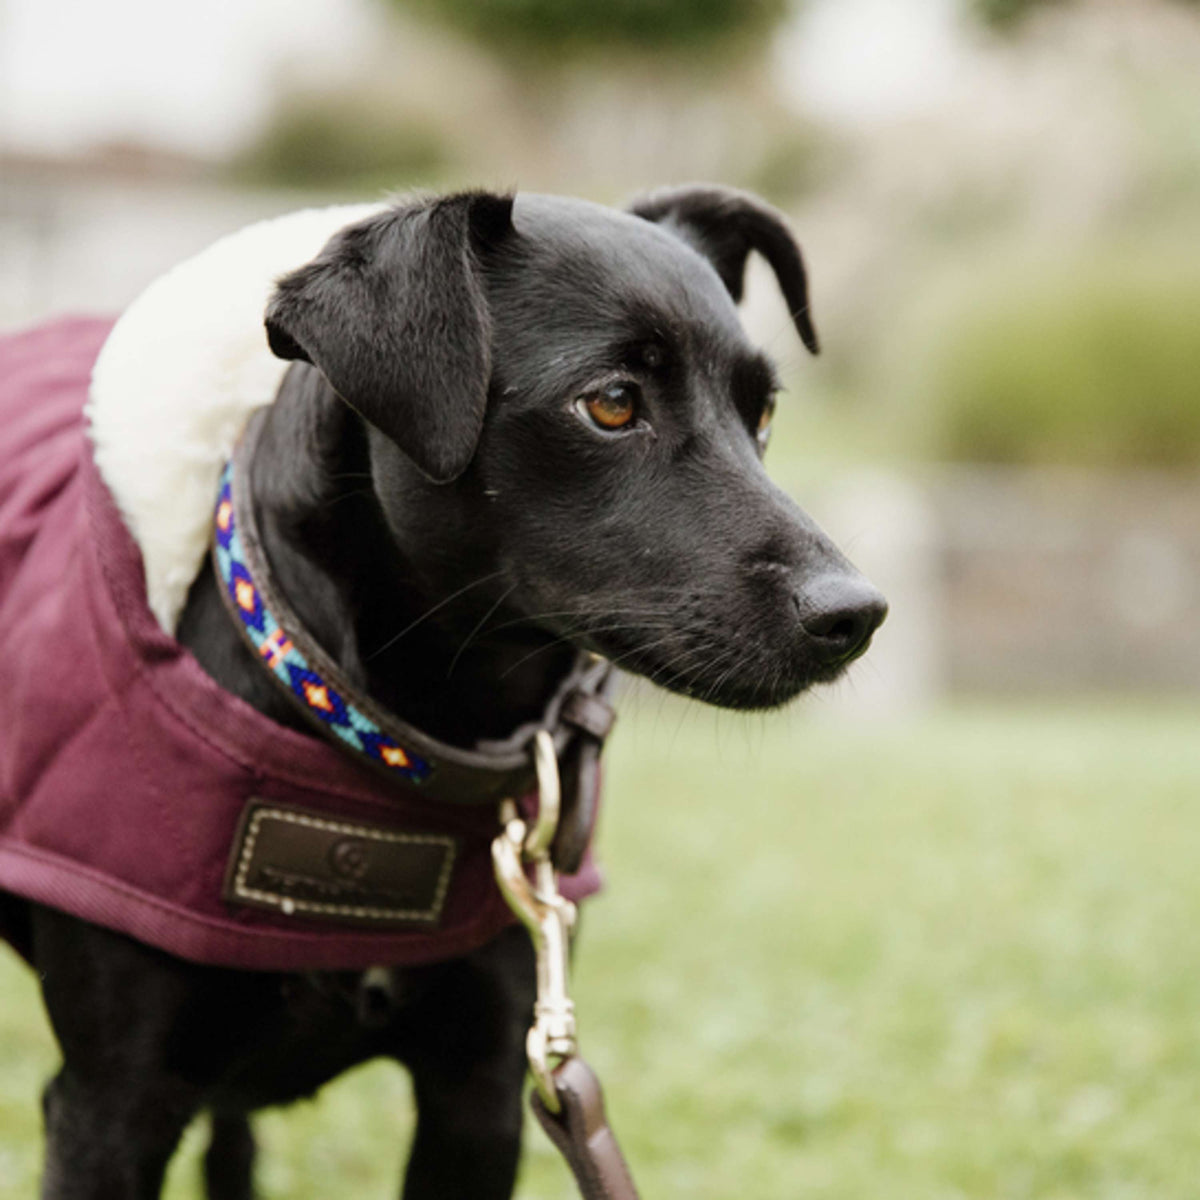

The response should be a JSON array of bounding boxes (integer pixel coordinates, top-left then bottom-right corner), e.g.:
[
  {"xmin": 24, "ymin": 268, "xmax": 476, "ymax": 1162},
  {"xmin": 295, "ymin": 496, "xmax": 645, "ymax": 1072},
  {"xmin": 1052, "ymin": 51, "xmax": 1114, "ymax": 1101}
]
[
  {"xmin": 493, "ymin": 732, "xmax": 642, "ymax": 1199},
  {"xmin": 532, "ymin": 1058, "xmax": 640, "ymax": 1200}
]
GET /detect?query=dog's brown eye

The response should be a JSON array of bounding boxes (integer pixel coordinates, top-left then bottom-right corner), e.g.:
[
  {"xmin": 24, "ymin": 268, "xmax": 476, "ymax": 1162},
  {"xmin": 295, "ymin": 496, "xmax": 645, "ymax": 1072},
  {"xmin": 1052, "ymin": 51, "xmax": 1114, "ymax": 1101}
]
[
  {"xmin": 756, "ymin": 396, "xmax": 776, "ymax": 452},
  {"xmin": 581, "ymin": 384, "xmax": 638, "ymax": 431}
]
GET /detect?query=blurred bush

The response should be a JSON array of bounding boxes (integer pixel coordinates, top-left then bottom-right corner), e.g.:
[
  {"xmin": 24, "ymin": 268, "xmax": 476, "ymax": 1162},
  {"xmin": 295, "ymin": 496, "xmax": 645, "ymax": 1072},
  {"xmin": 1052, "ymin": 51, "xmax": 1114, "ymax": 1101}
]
[
  {"xmin": 234, "ymin": 96, "xmax": 451, "ymax": 189},
  {"xmin": 971, "ymin": 0, "xmax": 1197, "ymax": 31},
  {"xmin": 746, "ymin": 124, "xmax": 847, "ymax": 207},
  {"xmin": 921, "ymin": 252, "xmax": 1200, "ymax": 467},
  {"xmin": 390, "ymin": 0, "xmax": 787, "ymax": 54},
  {"xmin": 968, "ymin": 0, "xmax": 1064, "ymax": 29}
]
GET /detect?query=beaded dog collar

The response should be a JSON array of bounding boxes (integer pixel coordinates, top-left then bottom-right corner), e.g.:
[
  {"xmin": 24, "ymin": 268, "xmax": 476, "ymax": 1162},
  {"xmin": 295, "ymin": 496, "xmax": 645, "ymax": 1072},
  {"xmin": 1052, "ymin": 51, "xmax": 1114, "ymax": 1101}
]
[
  {"xmin": 213, "ymin": 458, "xmax": 432, "ymax": 786},
  {"xmin": 211, "ymin": 407, "xmax": 615, "ymax": 817}
]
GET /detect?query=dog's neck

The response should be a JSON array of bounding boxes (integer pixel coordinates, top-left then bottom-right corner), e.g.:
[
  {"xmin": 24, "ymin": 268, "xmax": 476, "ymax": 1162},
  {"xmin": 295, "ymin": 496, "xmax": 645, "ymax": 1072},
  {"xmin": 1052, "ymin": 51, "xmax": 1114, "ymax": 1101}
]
[{"xmin": 178, "ymin": 367, "xmax": 574, "ymax": 749}]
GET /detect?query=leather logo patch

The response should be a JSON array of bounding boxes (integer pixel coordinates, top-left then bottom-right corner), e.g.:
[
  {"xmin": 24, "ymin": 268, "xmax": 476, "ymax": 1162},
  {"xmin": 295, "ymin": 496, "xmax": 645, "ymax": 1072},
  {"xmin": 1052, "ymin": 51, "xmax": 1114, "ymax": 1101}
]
[{"xmin": 225, "ymin": 802, "xmax": 456, "ymax": 925}]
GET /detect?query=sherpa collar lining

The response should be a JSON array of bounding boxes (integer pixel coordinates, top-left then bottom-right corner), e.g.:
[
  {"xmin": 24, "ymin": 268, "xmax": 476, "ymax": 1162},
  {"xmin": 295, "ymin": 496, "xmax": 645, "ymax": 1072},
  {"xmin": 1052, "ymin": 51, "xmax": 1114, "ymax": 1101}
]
[{"xmin": 86, "ymin": 202, "xmax": 384, "ymax": 635}]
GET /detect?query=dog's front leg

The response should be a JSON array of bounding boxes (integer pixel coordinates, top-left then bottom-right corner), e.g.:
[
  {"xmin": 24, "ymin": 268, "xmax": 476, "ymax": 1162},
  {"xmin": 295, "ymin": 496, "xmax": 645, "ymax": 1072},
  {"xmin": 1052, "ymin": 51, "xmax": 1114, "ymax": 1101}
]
[
  {"xmin": 402, "ymin": 1057, "xmax": 527, "ymax": 1200},
  {"xmin": 40, "ymin": 1067, "xmax": 199, "ymax": 1200},
  {"xmin": 30, "ymin": 906, "xmax": 248, "ymax": 1200},
  {"xmin": 398, "ymin": 927, "xmax": 535, "ymax": 1200}
]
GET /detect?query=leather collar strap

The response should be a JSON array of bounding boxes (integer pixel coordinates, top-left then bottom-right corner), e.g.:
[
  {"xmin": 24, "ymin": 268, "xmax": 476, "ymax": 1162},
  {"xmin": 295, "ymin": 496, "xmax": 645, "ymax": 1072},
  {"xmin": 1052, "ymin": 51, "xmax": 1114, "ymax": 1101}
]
[{"xmin": 212, "ymin": 407, "xmax": 615, "ymax": 841}]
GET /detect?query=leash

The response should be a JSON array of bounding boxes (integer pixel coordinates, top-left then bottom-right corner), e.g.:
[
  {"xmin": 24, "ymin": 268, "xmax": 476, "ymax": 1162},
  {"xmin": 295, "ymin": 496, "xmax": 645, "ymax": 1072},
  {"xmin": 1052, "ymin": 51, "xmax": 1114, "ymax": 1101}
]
[{"xmin": 493, "ymin": 731, "xmax": 641, "ymax": 1200}]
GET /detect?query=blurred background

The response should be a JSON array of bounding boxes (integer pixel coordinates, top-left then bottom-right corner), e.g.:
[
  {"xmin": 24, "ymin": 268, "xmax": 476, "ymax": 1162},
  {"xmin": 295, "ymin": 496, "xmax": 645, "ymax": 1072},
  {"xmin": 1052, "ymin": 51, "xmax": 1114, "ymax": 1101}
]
[{"xmin": 2, "ymin": 0, "xmax": 1200, "ymax": 1196}]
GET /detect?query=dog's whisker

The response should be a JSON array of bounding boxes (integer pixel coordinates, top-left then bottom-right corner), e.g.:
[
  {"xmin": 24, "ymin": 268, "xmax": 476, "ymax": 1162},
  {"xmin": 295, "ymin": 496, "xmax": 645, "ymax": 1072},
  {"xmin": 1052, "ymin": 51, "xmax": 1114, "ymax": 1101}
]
[
  {"xmin": 602, "ymin": 630, "xmax": 703, "ymax": 678},
  {"xmin": 497, "ymin": 634, "xmax": 579, "ymax": 679},
  {"xmin": 704, "ymin": 655, "xmax": 748, "ymax": 706},
  {"xmin": 645, "ymin": 645, "xmax": 722, "ymax": 693},
  {"xmin": 498, "ymin": 618, "xmax": 687, "ymax": 681},
  {"xmin": 445, "ymin": 581, "xmax": 521, "ymax": 679},
  {"xmin": 321, "ymin": 488, "xmax": 376, "ymax": 509},
  {"xmin": 486, "ymin": 605, "xmax": 687, "ymax": 637},
  {"xmin": 650, "ymin": 640, "xmax": 747, "ymax": 699},
  {"xmin": 365, "ymin": 570, "xmax": 508, "ymax": 661},
  {"xmin": 485, "ymin": 586, "xmax": 739, "ymax": 634}
]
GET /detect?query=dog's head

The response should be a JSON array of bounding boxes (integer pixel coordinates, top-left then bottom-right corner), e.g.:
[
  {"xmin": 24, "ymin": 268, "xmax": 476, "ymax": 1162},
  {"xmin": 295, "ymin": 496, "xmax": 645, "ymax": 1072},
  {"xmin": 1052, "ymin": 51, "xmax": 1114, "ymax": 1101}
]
[{"xmin": 264, "ymin": 187, "xmax": 885, "ymax": 710}]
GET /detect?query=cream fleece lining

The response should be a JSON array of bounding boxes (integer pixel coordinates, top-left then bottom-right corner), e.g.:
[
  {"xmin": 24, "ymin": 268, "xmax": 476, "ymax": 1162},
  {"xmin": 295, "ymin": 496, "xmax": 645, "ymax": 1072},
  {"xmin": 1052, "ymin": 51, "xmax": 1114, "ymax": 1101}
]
[{"xmin": 87, "ymin": 203, "xmax": 384, "ymax": 635}]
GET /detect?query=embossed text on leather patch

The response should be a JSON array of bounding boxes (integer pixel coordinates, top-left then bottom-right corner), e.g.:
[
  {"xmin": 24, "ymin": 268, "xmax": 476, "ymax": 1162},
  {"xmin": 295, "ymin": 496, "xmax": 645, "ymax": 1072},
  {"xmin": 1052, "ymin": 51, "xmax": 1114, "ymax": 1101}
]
[{"xmin": 225, "ymin": 802, "xmax": 456, "ymax": 925}]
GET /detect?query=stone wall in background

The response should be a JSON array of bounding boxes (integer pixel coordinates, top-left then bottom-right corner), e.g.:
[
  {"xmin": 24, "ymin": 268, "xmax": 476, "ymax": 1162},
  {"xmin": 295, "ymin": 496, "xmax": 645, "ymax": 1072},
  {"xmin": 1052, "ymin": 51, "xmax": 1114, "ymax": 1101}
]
[
  {"xmin": 809, "ymin": 468, "xmax": 1200, "ymax": 714},
  {"xmin": 934, "ymin": 469, "xmax": 1200, "ymax": 695}
]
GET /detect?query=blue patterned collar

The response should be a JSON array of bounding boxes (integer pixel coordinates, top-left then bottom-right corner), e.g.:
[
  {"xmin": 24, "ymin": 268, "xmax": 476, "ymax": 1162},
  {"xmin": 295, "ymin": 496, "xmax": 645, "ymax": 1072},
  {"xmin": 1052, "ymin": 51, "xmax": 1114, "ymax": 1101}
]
[{"xmin": 213, "ymin": 460, "xmax": 434, "ymax": 785}]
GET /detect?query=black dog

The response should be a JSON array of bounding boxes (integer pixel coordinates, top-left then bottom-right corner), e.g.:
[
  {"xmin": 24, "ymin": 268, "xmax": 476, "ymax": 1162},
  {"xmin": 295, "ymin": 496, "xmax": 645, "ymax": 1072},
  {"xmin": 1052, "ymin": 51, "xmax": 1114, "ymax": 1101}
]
[{"xmin": 17, "ymin": 186, "xmax": 884, "ymax": 1199}]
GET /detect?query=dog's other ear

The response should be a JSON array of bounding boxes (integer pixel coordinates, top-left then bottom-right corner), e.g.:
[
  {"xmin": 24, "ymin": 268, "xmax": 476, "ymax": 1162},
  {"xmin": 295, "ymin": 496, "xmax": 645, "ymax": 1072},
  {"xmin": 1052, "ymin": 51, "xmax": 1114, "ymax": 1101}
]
[
  {"xmin": 628, "ymin": 184, "xmax": 819, "ymax": 355},
  {"xmin": 265, "ymin": 192, "xmax": 514, "ymax": 482}
]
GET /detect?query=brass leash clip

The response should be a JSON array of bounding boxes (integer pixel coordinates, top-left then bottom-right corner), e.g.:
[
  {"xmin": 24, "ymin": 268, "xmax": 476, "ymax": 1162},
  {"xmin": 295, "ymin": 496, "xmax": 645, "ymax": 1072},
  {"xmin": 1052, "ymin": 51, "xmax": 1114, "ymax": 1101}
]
[{"xmin": 492, "ymin": 729, "xmax": 577, "ymax": 1113}]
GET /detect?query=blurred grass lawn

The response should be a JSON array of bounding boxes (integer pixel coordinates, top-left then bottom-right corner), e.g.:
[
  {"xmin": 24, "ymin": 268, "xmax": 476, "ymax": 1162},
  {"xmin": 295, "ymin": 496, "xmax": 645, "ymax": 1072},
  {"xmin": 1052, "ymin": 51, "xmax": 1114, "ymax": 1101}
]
[{"xmin": 3, "ymin": 698, "xmax": 1200, "ymax": 1198}]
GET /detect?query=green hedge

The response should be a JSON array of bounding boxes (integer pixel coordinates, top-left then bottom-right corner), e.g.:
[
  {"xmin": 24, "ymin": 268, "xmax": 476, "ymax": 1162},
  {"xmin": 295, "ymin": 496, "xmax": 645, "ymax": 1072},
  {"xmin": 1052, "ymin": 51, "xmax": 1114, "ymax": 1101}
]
[
  {"xmin": 235, "ymin": 99, "xmax": 450, "ymax": 189},
  {"xmin": 970, "ymin": 0, "xmax": 1197, "ymax": 31},
  {"xmin": 391, "ymin": 0, "xmax": 786, "ymax": 53},
  {"xmin": 921, "ymin": 255, "xmax": 1200, "ymax": 467}
]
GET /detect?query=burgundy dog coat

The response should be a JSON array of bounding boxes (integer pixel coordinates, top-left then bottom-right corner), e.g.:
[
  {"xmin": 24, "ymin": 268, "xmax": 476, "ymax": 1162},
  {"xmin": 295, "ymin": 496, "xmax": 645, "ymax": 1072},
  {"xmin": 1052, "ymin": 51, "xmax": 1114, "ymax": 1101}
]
[{"xmin": 0, "ymin": 318, "xmax": 600, "ymax": 971}]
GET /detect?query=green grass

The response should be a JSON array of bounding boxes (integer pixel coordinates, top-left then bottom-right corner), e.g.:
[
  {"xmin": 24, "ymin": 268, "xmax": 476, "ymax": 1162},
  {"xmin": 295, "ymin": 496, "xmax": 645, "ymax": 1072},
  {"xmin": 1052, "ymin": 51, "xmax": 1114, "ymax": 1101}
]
[{"xmin": 4, "ymin": 699, "xmax": 1200, "ymax": 1198}]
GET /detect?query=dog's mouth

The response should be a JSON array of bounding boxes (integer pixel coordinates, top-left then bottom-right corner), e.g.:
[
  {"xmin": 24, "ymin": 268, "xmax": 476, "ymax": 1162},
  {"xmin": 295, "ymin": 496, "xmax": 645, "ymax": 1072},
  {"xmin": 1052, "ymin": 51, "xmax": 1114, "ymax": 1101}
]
[
  {"xmin": 574, "ymin": 622, "xmax": 870, "ymax": 712},
  {"xmin": 505, "ymin": 556, "xmax": 885, "ymax": 712}
]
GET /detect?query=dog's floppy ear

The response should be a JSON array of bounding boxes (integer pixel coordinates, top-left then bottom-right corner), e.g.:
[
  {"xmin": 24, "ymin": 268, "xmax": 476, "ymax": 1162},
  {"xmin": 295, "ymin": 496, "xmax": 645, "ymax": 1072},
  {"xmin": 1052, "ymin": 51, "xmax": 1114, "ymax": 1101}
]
[
  {"xmin": 629, "ymin": 184, "xmax": 819, "ymax": 355},
  {"xmin": 265, "ymin": 192, "xmax": 514, "ymax": 483}
]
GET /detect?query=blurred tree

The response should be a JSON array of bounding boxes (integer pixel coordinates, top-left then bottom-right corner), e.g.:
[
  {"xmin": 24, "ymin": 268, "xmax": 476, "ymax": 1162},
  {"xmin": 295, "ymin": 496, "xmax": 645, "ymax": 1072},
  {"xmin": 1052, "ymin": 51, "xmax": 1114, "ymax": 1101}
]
[
  {"xmin": 969, "ymin": 0, "xmax": 1062, "ymax": 29},
  {"xmin": 971, "ymin": 0, "xmax": 1198, "ymax": 31},
  {"xmin": 388, "ymin": 0, "xmax": 788, "ymax": 54},
  {"xmin": 235, "ymin": 0, "xmax": 810, "ymax": 197},
  {"xmin": 234, "ymin": 96, "xmax": 450, "ymax": 189}
]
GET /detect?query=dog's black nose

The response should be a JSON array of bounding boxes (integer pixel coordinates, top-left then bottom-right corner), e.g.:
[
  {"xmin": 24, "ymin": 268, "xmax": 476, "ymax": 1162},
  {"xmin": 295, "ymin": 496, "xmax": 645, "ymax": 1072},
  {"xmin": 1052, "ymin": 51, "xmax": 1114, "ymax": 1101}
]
[{"xmin": 795, "ymin": 575, "xmax": 888, "ymax": 665}]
